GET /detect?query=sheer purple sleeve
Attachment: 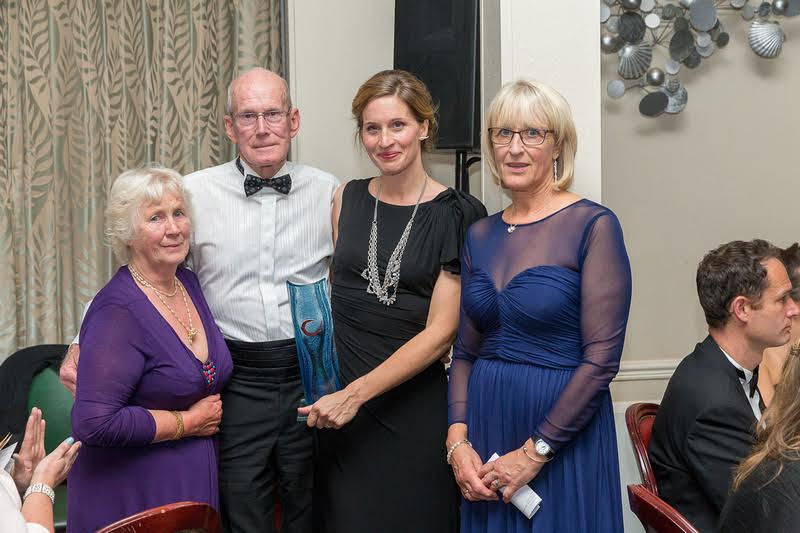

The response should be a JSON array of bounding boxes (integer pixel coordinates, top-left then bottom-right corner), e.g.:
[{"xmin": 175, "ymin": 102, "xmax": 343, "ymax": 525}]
[
  {"xmin": 72, "ymin": 303, "xmax": 156, "ymax": 447},
  {"xmin": 448, "ymin": 235, "xmax": 480, "ymax": 425},
  {"xmin": 535, "ymin": 213, "xmax": 631, "ymax": 451}
]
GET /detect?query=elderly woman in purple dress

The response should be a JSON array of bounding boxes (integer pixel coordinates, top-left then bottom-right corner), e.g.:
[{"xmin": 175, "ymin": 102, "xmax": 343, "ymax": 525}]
[{"xmin": 67, "ymin": 167, "xmax": 232, "ymax": 532}]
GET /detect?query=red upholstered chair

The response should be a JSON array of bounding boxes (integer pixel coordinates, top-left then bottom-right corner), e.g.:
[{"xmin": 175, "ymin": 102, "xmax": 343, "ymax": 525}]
[
  {"xmin": 96, "ymin": 501, "xmax": 220, "ymax": 533},
  {"xmin": 625, "ymin": 402, "xmax": 659, "ymax": 494},
  {"xmin": 627, "ymin": 484, "xmax": 699, "ymax": 533}
]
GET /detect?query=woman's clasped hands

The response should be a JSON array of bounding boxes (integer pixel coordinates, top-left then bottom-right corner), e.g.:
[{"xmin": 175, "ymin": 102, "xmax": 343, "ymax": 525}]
[
  {"xmin": 450, "ymin": 439, "xmax": 545, "ymax": 504},
  {"xmin": 477, "ymin": 443, "xmax": 544, "ymax": 504}
]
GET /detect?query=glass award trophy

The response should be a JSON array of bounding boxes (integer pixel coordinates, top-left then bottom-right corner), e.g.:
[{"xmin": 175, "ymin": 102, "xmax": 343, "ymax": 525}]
[{"xmin": 287, "ymin": 279, "xmax": 342, "ymax": 421}]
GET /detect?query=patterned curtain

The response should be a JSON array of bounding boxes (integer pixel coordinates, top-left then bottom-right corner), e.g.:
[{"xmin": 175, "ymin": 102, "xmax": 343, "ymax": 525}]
[{"xmin": 0, "ymin": 0, "xmax": 282, "ymax": 359}]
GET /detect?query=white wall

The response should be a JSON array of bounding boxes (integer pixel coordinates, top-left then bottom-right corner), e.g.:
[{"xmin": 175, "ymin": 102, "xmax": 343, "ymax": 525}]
[
  {"xmin": 286, "ymin": 0, "xmax": 394, "ymax": 181},
  {"xmin": 497, "ymin": 1, "xmax": 602, "ymax": 205},
  {"xmin": 286, "ymin": 0, "xmax": 474, "ymax": 191}
]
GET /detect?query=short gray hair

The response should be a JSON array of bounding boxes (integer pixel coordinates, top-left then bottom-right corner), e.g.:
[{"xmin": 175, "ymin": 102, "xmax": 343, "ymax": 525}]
[{"xmin": 104, "ymin": 166, "xmax": 192, "ymax": 264}]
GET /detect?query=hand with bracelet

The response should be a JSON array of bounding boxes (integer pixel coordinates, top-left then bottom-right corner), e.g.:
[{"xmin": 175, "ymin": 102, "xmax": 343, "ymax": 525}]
[
  {"xmin": 477, "ymin": 437, "xmax": 550, "ymax": 504},
  {"xmin": 446, "ymin": 424, "xmax": 497, "ymax": 502},
  {"xmin": 9, "ymin": 407, "xmax": 81, "ymax": 532}
]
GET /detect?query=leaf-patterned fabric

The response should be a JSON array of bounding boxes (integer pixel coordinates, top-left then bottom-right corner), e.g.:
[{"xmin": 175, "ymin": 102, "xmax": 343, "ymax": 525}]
[{"xmin": 0, "ymin": 0, "xmax": 282, "ymax": 359}]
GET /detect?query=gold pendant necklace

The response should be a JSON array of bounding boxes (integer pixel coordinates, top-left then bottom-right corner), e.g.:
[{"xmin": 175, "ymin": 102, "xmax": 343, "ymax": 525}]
[{"xmin": 129, "ymin": 263, "xmax": 198, "ymax": 345}]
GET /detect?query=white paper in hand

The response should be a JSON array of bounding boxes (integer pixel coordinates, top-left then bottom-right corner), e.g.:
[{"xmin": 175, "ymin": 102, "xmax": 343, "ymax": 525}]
[
  {"xmin": 489, "ymin": 452, "xmax": 542, "ymax": 519},
  {"xmin": 0, "ymin": 441, "xmax": 18, "ymax": 473}
]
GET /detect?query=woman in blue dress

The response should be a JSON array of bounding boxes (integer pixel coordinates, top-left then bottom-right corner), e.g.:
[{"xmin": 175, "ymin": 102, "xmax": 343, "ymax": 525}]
[{"xmin": 446, "ymin": 79, "xmax": 631, "ymax": 532}]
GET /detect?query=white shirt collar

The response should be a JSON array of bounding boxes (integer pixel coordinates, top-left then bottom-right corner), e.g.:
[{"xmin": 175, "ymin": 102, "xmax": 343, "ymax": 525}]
[
  {"xmin": 719, "ymin": 347, "xmax": 753, "ymax": 383},
  {"xmin": 238, "ymin": 157, "xmax": 293, "ymax": 181}
]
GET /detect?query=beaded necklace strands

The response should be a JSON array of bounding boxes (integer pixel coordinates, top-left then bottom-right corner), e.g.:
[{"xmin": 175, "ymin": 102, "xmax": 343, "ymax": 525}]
[
  {"xmin": 361, "ymin": 176, "xmax": 428, "ymax": 306},
  {"xmin": 129, "ymin": 263, "xmax": 198, "ymax": 345}
]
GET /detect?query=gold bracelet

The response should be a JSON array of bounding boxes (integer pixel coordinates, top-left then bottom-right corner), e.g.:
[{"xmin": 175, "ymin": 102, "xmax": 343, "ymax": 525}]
[
  {"xmin": 171, "ymin": 411, "xmax": 184, "ymax": 440},
  {"xmin": 522, "ymin": 445, "xmax": 550, "ymax": 464}
]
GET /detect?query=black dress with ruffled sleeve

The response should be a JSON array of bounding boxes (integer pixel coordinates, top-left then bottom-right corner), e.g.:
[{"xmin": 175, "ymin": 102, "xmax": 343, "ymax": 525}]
[{"xmin": 315, "ymin": 178, "xmax": 486, "ymax": 533}]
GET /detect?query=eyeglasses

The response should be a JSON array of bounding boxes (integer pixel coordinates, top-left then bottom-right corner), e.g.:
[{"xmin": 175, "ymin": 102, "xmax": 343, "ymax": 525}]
[
  {"xmin": 488, "ymin": 127, "xmax": 554, "ymax": 147},
  {"xmin": 233, "ymin": 109, "xmax": 291, "ymax": 128}
]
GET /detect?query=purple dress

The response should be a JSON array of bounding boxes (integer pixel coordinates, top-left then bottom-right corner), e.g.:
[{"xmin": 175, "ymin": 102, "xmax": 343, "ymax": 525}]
[{"xmin": 67, "ymin": 266, "xmax": 232, "ymax": 532}]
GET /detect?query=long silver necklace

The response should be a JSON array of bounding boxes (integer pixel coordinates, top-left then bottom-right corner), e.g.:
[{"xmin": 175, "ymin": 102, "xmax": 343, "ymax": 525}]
[{"xmin": 362, "ymin": 176, "xmax": 428, "ymax": 305}]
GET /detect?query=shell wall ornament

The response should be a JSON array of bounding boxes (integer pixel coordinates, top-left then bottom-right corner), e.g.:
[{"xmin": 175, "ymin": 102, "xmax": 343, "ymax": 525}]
[
  {"xmin": 601, "ymin": 0, "xmax": 797, "ymax": 118},
  {"xmin": 618, "ymin": 43, "xmax": 653, "ymax": 79},
  {"xmin": 748, "ymin": 19, "xmax": 785, "ymax": 57}
]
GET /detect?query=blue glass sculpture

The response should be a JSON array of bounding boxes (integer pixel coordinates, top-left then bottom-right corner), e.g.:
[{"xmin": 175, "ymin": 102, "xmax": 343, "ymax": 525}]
[{"xmin": 287, "ymin": 279, "xmax": 341, "ymax": 420}]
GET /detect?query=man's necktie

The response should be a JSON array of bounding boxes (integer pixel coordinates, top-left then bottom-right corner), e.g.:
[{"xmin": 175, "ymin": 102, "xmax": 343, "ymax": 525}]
[{"xmin": 236, "ymin": 158, "xmax": 292, "ymax": 196}]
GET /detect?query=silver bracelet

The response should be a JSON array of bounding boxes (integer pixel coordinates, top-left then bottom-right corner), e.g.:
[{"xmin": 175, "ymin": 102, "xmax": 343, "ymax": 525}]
[
  {"xmin": 23, "ymin": 483, "xmax": 55, "ymax": 505},
  {"xmin": 446, "ymin": 439, "xmax": 472, "ymax": 465}
]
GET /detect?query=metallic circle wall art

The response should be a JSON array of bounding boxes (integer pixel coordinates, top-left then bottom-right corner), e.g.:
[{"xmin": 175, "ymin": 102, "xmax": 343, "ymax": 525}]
[
  {"xmin": 696, "ymin": 31, "xmax": 713, "ymax": 46},
  {"xmin": 645, "ymin": 67, "xmax": 666, "ymax": 85},
  {"xmin": 602, "ymin": 33, "xmax": 624, "ymax": 53},
  {"xmin": 689, "ymin": 0, "xmax": 718, "ymax": 30},
  {"xmin": 661, "ymin": 85, "xmax": 689, "ymax": 113},
  {"xmin": 621, "ymin": 0, "xmax": 643, "ymax": 9},
  {"xmin": 665, "ymin": 58, "xmax": 682, "ymax": 74},
  {"xmin": 785, "ymin": 0, "xmax": 800, "ymax": 16},
  {"xmin": 619, "ymin": 12, "xmax": 648, "ymax": 42},
  {"xmin": 601, "ymin": 0, "xmax": 798, "ymax": 118},
  {"xmin": 602, "ymin": 3, "xmax": 612, "ymax": 22},
  {"xmin": 608, "ymin": 80, "xmax": 627, "ymax": 98},
  {"xmin": 670, "ymin": 30, "xmax": 695, "ymax": 61},
  {"xmin": 645, "ymin": 13, "xmax": 662, "ymax": 27},
  {"xmin": 639, "ymin": 91, "xmax": 670, "ymax": 116}
]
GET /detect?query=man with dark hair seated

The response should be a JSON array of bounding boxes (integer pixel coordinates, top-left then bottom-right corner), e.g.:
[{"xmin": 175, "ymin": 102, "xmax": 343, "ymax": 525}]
[{"xmin": 649, "ymin": 239, "xmax": 800, "ymax": 532}]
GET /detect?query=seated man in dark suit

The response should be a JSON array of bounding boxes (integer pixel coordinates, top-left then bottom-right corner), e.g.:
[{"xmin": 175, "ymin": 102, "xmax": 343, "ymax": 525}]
[{"xmin": 649, "ymin": 239, "xmax": 800, "ymax": 532}]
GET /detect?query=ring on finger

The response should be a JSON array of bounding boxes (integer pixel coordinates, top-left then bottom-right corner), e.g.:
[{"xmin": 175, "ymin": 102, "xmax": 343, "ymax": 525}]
[{"xmin": 490, "ymin": 479, "xmax": 501, "ymax": 490}]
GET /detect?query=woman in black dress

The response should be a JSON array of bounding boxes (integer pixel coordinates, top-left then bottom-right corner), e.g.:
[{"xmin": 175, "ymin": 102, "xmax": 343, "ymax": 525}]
[
  {"xmin": 721, "ymin": 338, "xmax": 800, "ymax": 532},
  {"xmin": 299, "ymin": 69, "xmax": 485, "ymax": 532}
]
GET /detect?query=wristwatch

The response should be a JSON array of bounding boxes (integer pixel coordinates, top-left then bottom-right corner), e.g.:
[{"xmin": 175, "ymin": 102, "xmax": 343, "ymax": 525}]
[{"xmin": 534, "ymin": 437, "xmax": 555, "ymax": 460}]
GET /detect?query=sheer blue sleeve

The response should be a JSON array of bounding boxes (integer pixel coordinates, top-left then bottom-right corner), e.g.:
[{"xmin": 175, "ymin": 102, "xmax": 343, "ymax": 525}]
[
  {"xmin": 448, "ymin": 234, "xmax": 479, "ymax": 425},
  {"xmin": 534, "ymin": 213, "xmax": 631, "ymax": 451},
  {"xmin": 72, "ymin": 303, "xmax": 156, "ymax": 447}
]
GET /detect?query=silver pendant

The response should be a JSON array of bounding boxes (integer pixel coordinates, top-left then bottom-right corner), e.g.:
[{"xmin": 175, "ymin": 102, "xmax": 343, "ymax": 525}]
[{"xmin": 507, "ymin": 224, "xmax": 516, "ymax": 234}]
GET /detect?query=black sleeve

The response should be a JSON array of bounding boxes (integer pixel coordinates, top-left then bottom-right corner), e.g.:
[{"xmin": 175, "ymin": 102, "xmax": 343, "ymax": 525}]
[{"xmin": 686, "ymin": 404, "xmax": 756, "ymax": 513}]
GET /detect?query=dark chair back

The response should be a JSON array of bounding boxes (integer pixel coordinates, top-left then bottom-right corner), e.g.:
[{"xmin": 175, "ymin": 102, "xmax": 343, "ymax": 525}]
[
  {"xmin": 625, "ymin": 402, "xmax": 659, "ymax": 493},
  {"xmin": 96, "ymin": 501, "xmax": 220, "ymax": 533},
  {"xmin": 627, "ymin": 484, "xmax": 699, "ymax": 533}
]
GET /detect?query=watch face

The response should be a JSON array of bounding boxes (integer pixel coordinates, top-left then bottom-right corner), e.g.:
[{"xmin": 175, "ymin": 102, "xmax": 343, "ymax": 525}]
[{"xmin": 535, "ymin": 440, "xmax": 551, "ymax": 456}]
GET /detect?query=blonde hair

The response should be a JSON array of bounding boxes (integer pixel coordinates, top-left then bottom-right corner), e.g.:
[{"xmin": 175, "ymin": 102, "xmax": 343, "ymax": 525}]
[
  {"xmin": 351, "ymin": 69, "xmax": 438, "ymax": 152},
  {"xmin": 482, "ymin": 79, "xmax": 577, "ymax": 191},
  {"xmin": 733, "ymin": 341, "xmax": 800, "ymax": 490},
  {"xmin": 104, "ymin": 166, "xmax": 192, "ymax": 264}
]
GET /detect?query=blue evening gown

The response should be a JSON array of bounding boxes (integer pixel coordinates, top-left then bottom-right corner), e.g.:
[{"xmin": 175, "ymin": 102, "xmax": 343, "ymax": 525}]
[{"xmin": 449, "ymin": 199, "xmax": 631, "ymax": 532}]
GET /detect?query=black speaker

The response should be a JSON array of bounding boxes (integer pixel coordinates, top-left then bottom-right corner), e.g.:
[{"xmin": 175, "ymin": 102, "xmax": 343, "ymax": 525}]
[{"xmin": 394, "ymin": 0, "xmax": 480, "ymax": 151}]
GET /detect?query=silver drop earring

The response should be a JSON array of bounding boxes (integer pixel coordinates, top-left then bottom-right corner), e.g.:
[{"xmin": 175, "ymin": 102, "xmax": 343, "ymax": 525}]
[{"xmin": 553, "ymin": 159, "xmax": 559, "ymax": 182}]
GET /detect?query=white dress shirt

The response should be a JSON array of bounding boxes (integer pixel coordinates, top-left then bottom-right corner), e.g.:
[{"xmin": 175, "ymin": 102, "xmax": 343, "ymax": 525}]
[
  {"xmin": 0, "ymin": 470, "xmax": 49, "ymax": 533},
  {"xmin": 720, "ymin": 348, "xmax": 763, "ymax": 421},
  {"xmin": 184, "ymin": 158, "xmax": 338, "ymax": 342}
]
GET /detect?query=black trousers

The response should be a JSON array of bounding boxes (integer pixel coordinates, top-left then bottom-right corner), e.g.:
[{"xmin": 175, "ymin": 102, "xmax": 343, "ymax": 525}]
[{"xmin": 218, "ymin": 338, "xmax": 313, "ymax": 533}]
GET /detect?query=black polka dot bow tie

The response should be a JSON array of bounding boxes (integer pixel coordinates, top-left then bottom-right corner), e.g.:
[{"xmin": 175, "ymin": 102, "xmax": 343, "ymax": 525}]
[{"xmin": 237, "ymin": 158, "xmax": 292, "ymax": 196}]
